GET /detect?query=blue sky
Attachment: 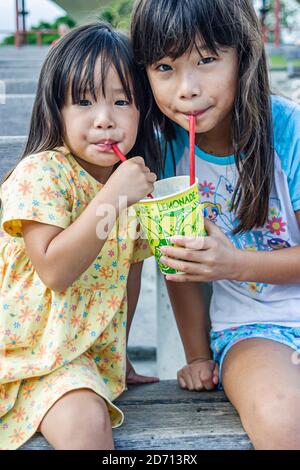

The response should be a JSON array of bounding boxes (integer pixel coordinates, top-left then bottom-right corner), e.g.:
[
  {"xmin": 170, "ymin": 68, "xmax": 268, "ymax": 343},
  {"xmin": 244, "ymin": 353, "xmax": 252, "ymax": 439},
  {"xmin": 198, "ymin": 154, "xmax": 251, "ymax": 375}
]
[{"xmin": 0, "ymin": 0, "xmax": 66, "ymax": 39}]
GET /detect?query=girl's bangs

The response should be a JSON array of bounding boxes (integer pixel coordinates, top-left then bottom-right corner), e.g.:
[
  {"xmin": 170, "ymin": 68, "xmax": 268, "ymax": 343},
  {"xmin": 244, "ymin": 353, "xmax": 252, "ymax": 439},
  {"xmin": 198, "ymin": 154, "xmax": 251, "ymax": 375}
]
[
  {"xmin": 148, "ymin": 28, "xmax": 221, "ymax": 64},
  {"xmin": 134, "ymin": 0, "xmax": 241, "ymax": 65},
  {"xmin": 69, "ymin": 37, "xmax": 134, "ymax": 104}
]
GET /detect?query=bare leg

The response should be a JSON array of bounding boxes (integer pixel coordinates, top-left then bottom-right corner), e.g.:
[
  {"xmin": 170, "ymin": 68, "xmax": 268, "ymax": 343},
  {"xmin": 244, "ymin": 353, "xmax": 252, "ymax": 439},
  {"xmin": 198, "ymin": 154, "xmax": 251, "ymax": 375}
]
[
  {"xmin": 222, "ymin": 338, "xmax": 300, "ymax": 450},
  {"xmin": 38, "ymin": 388, "xmax": 114, "ymax": 450}
]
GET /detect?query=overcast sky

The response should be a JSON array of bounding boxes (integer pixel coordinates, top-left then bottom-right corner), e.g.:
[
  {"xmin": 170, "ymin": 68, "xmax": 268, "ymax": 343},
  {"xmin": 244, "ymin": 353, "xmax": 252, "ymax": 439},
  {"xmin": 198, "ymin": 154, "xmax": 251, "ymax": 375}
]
[{"xmin": 0, "ymin": 0, "xmax": 65, "ymax": 39}]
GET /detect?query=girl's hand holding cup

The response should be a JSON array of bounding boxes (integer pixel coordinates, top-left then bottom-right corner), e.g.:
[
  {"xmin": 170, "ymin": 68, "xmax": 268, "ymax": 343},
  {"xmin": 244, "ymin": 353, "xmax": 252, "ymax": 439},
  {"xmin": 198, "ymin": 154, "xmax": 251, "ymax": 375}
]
[{"xmin": 106, "ymin": 157, "xmax": 157, "ymax": 207}]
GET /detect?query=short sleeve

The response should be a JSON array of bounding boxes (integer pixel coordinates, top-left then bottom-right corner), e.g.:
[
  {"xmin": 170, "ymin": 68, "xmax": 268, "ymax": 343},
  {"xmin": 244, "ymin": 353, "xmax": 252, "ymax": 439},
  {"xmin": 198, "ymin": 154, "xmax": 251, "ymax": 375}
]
[
  {"xmin": 0, "ymin": 152, "xmax": 73, "ymax": 237},
  {"xmin": 287, "ymin": 133, "xmax": 300, "ymax": 211},
  {"xmin": 272, "ymin": 96, "xmax": 300, "ymax": 212}
]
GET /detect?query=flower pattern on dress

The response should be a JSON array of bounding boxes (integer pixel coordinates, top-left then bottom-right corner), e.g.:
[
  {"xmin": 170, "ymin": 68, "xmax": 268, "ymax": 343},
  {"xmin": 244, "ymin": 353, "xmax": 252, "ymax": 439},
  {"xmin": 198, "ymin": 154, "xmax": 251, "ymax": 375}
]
[{"xmin": 0, "ymin": 147, "xmax": 152, "ymax": 449}]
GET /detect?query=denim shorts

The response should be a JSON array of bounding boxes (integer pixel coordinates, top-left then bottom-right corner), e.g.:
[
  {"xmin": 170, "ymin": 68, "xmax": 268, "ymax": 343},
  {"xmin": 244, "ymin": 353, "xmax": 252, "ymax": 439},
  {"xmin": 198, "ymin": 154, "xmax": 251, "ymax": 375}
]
[{"xmin": 210, "ymin": 323, "xmax": 300, "ymax": 389}]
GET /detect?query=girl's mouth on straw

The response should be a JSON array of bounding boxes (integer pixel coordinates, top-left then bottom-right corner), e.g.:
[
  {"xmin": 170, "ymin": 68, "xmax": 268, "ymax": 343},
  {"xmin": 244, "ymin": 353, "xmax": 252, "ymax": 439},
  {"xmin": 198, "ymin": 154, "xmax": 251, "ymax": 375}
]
[
  {"xmin": 94, "ymin": 140, "xmax": 119, "ymax": 152},
  {"xmin": 183, "ymin": 107, "xmax": 211, "ymax": 119}
]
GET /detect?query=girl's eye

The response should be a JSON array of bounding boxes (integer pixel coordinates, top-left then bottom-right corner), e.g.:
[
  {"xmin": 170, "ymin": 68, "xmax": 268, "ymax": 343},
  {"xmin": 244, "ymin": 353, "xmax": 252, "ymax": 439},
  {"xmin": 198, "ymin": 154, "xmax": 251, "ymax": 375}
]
[
  {"xmin": 78, "ymin": 99, "xmax": 92, "ymax": 107},
  {"xmin": 156, "ymin": 64, "xmax": 172, "ymax": 72},
  {"xmin": 199, "ymin": 57, "xmax": 215, "ymax": 65},
  {"xmin": 115, "ymin": 100, "xmax": 129, "ymax": 106}
]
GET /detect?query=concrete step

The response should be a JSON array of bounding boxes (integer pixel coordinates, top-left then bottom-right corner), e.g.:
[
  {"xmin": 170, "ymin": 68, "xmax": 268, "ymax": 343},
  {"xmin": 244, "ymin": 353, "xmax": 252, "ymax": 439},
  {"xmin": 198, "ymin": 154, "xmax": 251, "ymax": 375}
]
[
  {"xmin": 0, "ymin": 79, "xmax": 38, "ymax": 94},
  {"xmin": 0, "ymin": 137, "xmax": 26, "ymax": 178},
  {"xmin": 0, "ymin": 45, "xmax": 49, "ymax": 60},
  {"xmin": 0, "ymin": 59, "xmax": 45, "ymax": 68},
  {"xmin": 0, "ymin": 96, "xmax": 35, "ymax": 135},
  {"xmin": 0, "ymin": 67, "xmax": 41, "ymax": 79}
]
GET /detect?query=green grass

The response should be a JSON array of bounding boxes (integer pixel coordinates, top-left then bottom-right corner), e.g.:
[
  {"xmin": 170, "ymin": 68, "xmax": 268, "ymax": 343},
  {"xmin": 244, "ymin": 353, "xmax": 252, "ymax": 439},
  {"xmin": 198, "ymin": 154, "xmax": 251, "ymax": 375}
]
[{"xmin": 269, "ymin": 54, "xmax": 300, "ymax": 69}]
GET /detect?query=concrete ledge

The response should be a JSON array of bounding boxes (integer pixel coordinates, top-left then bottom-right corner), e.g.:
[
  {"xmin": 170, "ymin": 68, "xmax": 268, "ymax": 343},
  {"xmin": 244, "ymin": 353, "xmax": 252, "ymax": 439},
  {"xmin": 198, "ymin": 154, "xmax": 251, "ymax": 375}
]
[
  {"xmin": 0, "ymin": 137, "xmax": 27, "ymax": 179},
  {"xmin": 0, "ymin": 68, "xmax": 41, "ymax": 79},
  {"xmin": 0, "ymin": 46, "xmax": 49, "ymax": 59},
  {"xmin": 0, "ymin": 96, "xmax": 34, "ymax": 135},
  {"xmin": 1, "ymin": 80, "xmax": 38, "ymax": 94}
]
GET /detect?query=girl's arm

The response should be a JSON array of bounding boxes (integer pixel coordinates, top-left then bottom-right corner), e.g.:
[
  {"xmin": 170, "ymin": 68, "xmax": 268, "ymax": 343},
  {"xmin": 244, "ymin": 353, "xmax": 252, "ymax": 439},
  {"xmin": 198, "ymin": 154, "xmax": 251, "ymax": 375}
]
[
  {"xmin": 165, "ymin": 281, "xmax": 211, "ymax": 363},
  {"xmin": 166, "ymin": 281, "xmax": 219, "ymax": 390},
  {"xmin": 160, "ymin": 215, "xmax": 300, "ymax": 285},
  {"xmin": 126, "ymin": 261, "xmax": 159, "ymax": 384},
  {"xmin": 22, "ymin": 157, "xmax": 156, "ymax": 291},
  {"xmin": 22, "ymin": 186, "xmax": 122, "ymax": 291}
]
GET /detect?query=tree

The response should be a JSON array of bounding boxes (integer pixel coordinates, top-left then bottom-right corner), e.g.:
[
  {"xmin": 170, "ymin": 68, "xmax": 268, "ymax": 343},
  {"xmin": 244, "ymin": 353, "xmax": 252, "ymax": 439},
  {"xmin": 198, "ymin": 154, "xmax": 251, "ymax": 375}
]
[
  {"xmin": 258, "ymin": 0, "xmax": 300, "ymax": 33},
  {"xmin": 1, "ymin": 15, "xmax": 76, "ymax": 46},
  {"xmin": 97, "ymin": 0, "xmax": 134, "ymax": 29}
]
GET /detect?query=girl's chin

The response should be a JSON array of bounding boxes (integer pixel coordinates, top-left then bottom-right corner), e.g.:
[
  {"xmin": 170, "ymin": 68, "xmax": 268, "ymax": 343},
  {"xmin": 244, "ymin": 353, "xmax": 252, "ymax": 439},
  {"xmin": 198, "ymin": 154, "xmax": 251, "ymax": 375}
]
[
  {"xmin": 92, "ymin": 149, "xmax": 120, "ymax": 166},
  {"xmin": 97, "ymin": 156, "xmax": 120, "ymax": 166}
]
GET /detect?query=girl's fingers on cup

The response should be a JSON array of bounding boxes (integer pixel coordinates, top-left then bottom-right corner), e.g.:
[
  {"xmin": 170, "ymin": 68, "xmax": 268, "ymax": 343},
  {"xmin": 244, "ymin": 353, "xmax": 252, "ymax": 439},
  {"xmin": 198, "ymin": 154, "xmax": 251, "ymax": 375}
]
[
  {"xmin": 169, "ymin": 236, "xmax": 207, "ymax": 250},
  {"xmin": 160, "ymin": 256, "xmax": 201, "ymax": 275},
  {"xmin": 160, "ymin": 245, "xmax": 206, "ymax": 263},
  {"xmin": 166, "ymin": 274, "xmax": 203, "ymax": 282}
]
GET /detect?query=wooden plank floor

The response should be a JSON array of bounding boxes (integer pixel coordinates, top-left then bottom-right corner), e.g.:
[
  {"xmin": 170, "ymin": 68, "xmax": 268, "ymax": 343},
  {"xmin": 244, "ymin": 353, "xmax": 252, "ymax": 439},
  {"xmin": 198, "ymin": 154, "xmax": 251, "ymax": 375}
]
[{"xmin": 21, "ymin": 380, "xmax": 252, "ymax": 450}]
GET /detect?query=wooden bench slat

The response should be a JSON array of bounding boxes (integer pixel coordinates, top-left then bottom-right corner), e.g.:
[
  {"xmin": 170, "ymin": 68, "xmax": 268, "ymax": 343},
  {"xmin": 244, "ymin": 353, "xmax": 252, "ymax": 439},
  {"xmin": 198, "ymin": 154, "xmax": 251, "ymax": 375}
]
[
  {"xmin": 116, "ymin": 381, "xmax": 229, "ymax": 405},
  {"xmin": 20, "ymin": 381, "xmax": 252, "ymax": 450}
]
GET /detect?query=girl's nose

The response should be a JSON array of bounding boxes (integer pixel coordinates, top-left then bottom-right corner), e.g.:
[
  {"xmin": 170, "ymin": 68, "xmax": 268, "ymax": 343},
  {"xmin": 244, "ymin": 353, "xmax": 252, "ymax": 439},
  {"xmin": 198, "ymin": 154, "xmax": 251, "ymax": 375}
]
[
  {"xmin": 93, "ymin": 108, "xmax": 115, "ymax": 129},
  {"xmin": 178, "ymin": 76, "xmax": 202, "ymax": 100}
]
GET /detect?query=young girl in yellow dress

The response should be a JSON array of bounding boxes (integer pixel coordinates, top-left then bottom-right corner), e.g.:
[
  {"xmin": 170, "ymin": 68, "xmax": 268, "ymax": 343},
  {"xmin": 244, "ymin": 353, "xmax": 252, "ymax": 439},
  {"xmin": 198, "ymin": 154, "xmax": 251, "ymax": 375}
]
[{"xmin": 0, "ymin": 22, "xmax": 160, "ymax": 450}]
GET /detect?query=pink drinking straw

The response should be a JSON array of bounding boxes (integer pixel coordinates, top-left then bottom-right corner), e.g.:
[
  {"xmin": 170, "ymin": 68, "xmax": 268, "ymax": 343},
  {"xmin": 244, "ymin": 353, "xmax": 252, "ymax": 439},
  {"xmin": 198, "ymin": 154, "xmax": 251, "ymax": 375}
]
[
  {"xmin": 189, "ymin": 115, "xmax": 196, "ymax": 186},
  {"xmin": 112, "ymin": 144, "xmax": 154, "ymax": 199}
]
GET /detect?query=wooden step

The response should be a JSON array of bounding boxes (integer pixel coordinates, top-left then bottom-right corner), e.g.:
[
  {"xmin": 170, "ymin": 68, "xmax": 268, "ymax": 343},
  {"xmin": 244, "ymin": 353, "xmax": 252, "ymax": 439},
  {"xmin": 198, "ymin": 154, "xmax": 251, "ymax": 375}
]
[{"xmin": 20, "ymin": 380, "xmax": 252, "ymax": 450}]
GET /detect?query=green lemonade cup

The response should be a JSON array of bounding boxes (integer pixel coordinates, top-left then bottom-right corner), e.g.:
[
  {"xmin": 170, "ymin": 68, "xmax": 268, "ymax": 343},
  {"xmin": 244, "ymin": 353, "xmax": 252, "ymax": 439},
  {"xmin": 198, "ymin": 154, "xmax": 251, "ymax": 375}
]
[{"xmin": 135, "ymin": 176, "xmax": 205, "ymax": 275}]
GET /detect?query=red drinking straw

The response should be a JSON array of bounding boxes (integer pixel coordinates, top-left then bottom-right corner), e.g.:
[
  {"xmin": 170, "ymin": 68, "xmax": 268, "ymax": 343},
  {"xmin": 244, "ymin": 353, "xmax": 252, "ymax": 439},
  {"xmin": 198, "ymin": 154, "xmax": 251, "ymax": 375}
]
[
  {"xmin": 189, "ymin": 115, "xmax": 196, "ymax": 186},
  {"xmin": 112, "ymin": 144, "xmax": 154, "ymax": 199},
  {"xmin": 112, "ymin": 144, "xmax": 127, "ymax": 163}
]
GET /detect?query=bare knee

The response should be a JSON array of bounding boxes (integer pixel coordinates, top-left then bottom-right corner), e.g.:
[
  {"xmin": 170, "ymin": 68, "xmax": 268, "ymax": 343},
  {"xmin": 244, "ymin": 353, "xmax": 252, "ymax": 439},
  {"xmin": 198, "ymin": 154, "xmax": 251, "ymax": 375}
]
[
  {"xmin": 40, "ymin": 389, "xmax": 114, "ymax": 450},
  {"xmin": 61, "ymin": 392, "xmax": 112, "ymax": 444},
  {"xmin": 243, "ymin": 393, "xmax": 300, "ymax": 450}
]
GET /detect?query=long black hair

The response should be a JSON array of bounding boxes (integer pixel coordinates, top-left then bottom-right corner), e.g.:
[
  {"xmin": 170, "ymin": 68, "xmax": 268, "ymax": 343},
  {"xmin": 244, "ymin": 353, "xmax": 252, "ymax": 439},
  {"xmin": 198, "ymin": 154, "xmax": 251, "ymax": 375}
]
[
  {"xmin": 3, "ymin": 21, "xmax": 162, "ymax": 182},
  {"xmin": 131, "ymin": 0, "xmax": 274, "ymax": 234}
]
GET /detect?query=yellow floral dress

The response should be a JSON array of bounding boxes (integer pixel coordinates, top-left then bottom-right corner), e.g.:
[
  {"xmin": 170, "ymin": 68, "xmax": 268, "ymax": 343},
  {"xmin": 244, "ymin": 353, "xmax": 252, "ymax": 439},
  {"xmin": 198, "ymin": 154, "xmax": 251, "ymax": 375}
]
[{"xmin": 0, "ymin": 147, "xmax": 152, "ymax": 449}]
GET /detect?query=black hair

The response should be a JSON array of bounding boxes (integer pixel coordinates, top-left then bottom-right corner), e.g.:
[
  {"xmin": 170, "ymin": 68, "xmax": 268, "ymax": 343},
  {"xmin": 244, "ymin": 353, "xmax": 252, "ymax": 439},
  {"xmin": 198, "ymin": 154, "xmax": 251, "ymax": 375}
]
[
  {"xmin": 132, "ymin": 0, "xmax": 274, "ymax": 234},
  {"xmin": 3, "ymin": 21, "xmax": 162, "ymax": 183}
]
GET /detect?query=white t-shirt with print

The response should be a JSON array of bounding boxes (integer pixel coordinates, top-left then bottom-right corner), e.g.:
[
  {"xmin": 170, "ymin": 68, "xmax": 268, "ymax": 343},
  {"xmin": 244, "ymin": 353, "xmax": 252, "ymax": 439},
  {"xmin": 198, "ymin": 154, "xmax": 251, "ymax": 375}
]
[{"xmin": 164, "ymin": 95, "xmax": 300, "ymax": 331}]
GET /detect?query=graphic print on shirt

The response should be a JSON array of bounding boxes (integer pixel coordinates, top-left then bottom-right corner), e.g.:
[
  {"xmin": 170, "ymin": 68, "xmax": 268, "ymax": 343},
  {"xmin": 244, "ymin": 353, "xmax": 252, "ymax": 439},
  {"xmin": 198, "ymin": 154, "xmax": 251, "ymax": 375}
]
[{"xmin": 200, "ymin": 175, "xmax": 291, "ymax": 295}]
